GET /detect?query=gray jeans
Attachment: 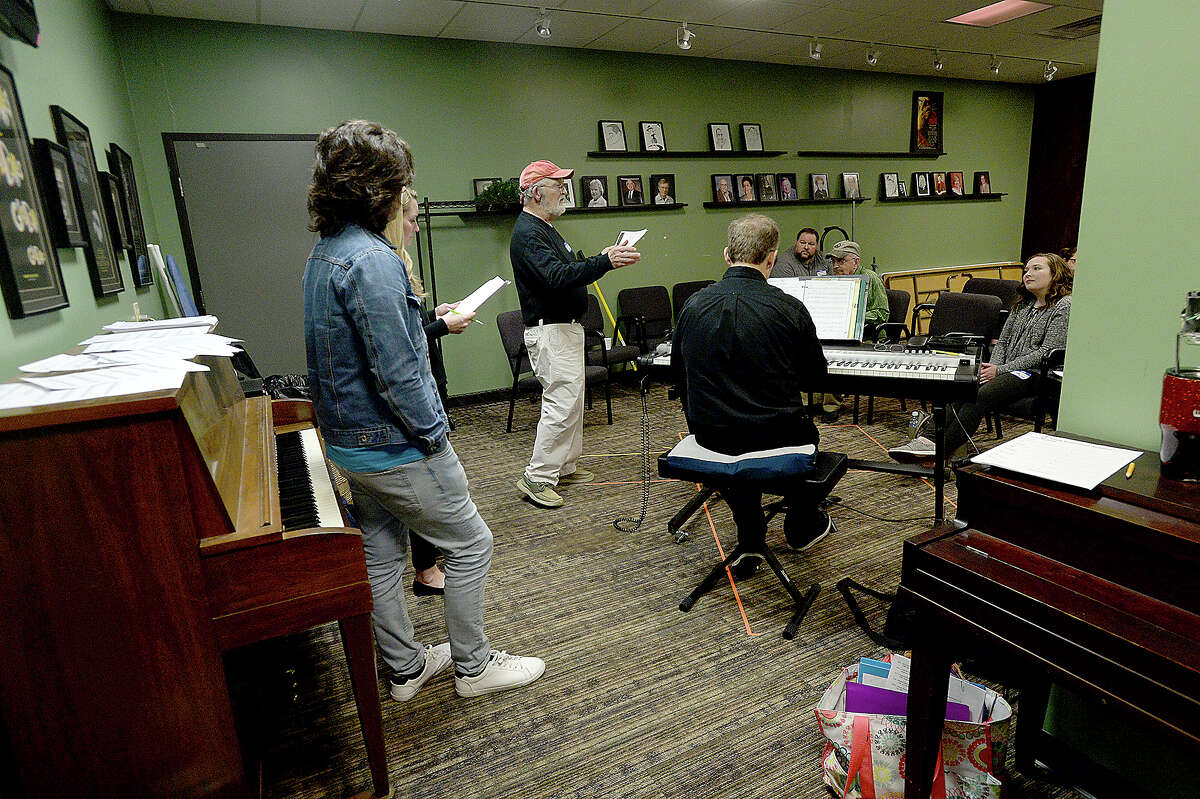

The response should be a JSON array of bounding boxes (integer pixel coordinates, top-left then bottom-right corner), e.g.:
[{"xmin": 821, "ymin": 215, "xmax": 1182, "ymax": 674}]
[{"xmin": 345, "ymin": 443, "xmax": 492, "ymax": 676}]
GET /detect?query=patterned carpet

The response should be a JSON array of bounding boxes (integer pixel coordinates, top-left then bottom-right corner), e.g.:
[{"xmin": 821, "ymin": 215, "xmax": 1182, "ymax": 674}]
[{"xmin": 226, "ymin": 379, "xmax": 1087, "ymax": 799}]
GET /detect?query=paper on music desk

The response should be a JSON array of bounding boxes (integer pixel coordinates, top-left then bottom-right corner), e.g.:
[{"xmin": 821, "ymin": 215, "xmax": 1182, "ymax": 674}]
[
  {"xmin": 454, "ymin": 276, "xmax": 510, "ymax": 316},
  {"xmin": 971, "ymin": 432, "xmax": 1142, "ymax": 490},
  {"xmin": 769, "ymin": 277, "xmax": 863, "ymax": 339},
  {"xmin": 21, "ymin": 362, "xmax": 199, "ymax": 391},
  {"xmin": 103, "ymin": 315, "xmax": 218, "ymax": 333},
  {"xmin": 0, "ymin": 365, "xmax": 189, "ymax": 410},
  {"xmin": 81, "ymin": 330, "xmax": 242, "ymax": 357},
  {"xmin": 614, "ymin": 229, "xmax": 647, "ymax": 248}
]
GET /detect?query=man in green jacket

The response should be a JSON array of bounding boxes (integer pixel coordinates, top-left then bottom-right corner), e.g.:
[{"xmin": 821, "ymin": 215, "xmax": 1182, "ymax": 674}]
[{"xmin": 819, "ymin": 240, "xmax": 889, "ymax": 421}]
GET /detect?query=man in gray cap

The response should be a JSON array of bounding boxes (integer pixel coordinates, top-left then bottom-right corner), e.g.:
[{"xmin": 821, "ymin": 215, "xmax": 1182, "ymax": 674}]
[
  {"xmin": 818, "ymin": 240, "xmax": 889, "ymax": 421},
  {"xmin": 772, "ymin": 227, "xmax": 830, "ymax": 278}
]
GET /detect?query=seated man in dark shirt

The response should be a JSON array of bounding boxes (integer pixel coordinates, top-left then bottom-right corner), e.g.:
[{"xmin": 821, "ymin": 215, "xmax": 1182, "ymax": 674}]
[{"xmin": 672, "ymin": 214, "xmax": 833, "ymax": 558}]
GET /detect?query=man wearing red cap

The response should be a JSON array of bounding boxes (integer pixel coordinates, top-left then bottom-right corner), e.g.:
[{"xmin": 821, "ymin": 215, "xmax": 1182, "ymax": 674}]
[{"xmin": 511, "ymin": 160, "xmax": 641, "ymax": 508}]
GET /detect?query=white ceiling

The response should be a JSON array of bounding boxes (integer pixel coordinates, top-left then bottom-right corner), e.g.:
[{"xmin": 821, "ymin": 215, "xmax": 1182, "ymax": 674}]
[{"xmin": 105, "ymin": 0, "xmax": 1103, "ymax": 84}]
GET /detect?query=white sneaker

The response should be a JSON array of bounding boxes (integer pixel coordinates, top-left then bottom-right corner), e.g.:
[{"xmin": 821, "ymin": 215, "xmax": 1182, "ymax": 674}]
[
  {"xmin": 888, "ymin": 435, "xmax": 936, "ymax": 463},
  {"xmin": 389, "ymin": 643, "xmax": 452, "ymax": 702},
  {"xmin": 454, "ymin": 650, "xmax": 546, "ymax": 697}
]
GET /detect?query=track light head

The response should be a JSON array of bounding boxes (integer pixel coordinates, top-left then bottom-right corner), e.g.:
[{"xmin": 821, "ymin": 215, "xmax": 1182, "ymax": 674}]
[
  {"xmin": 989, "ymin": 55, "xmax": 1001, "ymax": 76},
  {"xmin": 866, "ymin": 47, "xmax": 879, "ymax": 66},
  {"xmin": 677, "ymin": 22, "xmax": 694, "ymax": 50},
  {"xmin": 933, "ymin": 50, "xmax": 943, "ymax": 71},
  {"xmin": 1043, "ymin": 59, "xmax": 1058, "ymax": 81},
  {"xmin": 809, "ymin": 40, "xmax": 823, "ymax": 61},
  {"xmin": 535, "ymin": 9, "xmax": 551, "ymax": 39}
]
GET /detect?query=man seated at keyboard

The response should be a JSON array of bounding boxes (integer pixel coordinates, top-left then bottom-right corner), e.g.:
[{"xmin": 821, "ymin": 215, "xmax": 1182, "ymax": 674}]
[{"xmin": 672, "ymin": 214, "xmax": 833, "ymax": 560}]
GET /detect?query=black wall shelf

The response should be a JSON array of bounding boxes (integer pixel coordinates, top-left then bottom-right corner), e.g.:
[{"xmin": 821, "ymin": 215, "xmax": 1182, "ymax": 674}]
[
  {"xmin": 702, "ymin": 197, "xmax": 869, "ymax": 209},
  {"xmin": 877, "ymin": 193, "xmax": 1006, "ymax": 203},
  {"xmin": 427, "ymin": 201, "xmax": 687, "ymax": 219},
  {"xmin": 587, "ymin": 150, "xmax": 787, "ymax": 159},
  {"xmin": 796, "ymin": 150, "xmax": 944, "ymax": 158}
]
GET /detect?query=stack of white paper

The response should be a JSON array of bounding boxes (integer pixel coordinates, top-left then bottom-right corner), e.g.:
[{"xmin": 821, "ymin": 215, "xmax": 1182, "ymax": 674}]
[
  {"xmin": 971, "ymin": 432, "xmax": 1141, "ymax": 490},
  {"xmin": 103, "ymin": 315, "xmax": 218, "ymax": 333}
]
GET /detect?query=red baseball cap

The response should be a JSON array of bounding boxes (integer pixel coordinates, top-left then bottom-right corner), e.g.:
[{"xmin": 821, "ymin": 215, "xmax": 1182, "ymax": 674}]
[{"xmin": 519, "ymin": 160, "xmax": 574, "ymax": 190}]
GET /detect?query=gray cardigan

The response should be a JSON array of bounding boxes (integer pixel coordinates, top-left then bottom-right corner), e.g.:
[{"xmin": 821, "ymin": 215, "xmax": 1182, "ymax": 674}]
[{"xmin": 991, "ymin": 295, "xmax": 1071, "ymax": 374}]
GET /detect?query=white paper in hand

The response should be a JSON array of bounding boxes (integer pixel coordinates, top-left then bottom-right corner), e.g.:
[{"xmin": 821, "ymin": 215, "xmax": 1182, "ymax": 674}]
[
  {"xmin": 614, "ymin": 229, "xmax": 647, "ymax": 248},
  {"xmin": 456, "ymin": 276, "xmax": 510, "ymax": 315}
]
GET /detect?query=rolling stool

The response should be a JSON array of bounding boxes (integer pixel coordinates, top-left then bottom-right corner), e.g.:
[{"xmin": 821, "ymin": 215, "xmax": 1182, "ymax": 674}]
[{"xmin": 658, "ymin": 436, "xmax": 848, "ymax": 639}]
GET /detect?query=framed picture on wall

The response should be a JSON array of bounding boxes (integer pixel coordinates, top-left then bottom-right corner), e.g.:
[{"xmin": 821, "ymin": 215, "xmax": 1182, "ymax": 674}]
[
  {"xmin": 51, "ymin": 104, "xmax": 124, "ymax": 297},
  {"xmin": 708, "ymin": 123, "xmax": 733, "ymax": 152},
  {"xmin": 473, "ymin": 177, "xmax": 501, "ymax": 198},
  {"xmin": 616, "ymin": 175, "xmax": 645, "ymax": 206},
  {"xmin": 777, "ymin": 173, "xmax": 799, "ymax": 200},
  {"xmin": 735, "ymin": 174, "xmax": 757, "ymax": 202},
  {"xmin": 32, "ymin": 138, "xmax": 86, "ymax": 248},
  {"xmin": 98, "ymin": 171, "xmax": 131, "ymax": 251},
  {"xmin": 881, "ymin": 172, "xmax": 900, "ymax": 199},
  {"xmin": 756, "ymin": 173, "xmax": 777, "ymax": 202},
  {"xmin": 948, "ymin": 171, "xmax": 965, "ymax": 196},
  {"xmin": 712, "ymin": 174, "xmax": 735, "ymax": 203},
  {"xmin": 598, "ymin": 120, "xmax": 627, "ymax": 152},
  {"xmin": 898, "ymin": 181, "xmax": 908, "ymax": 198},
  {"xmin": 581, "ymin": 175, "xmax": 608, "ymax": 207},
  {"xmin": 932, "ymin": 171, "xmax": 948, "ymax": 196},
  {"xmin": 974, "ymin": 171, "xmax": 992, "ymax": 194},
  {"xmin": 842, "ymin": 172, "xmax": 862, "ymax": 199},
  {"xmin": 740, "ymin": 123, "xmax": 764, "ymax": 151},
  {"xmin": 639, "ymin": 121, "xmax": 666, "ymax": 152},
  {"xmin": 561, "ymin": 177, "xmax": 576, "ymax": 208},
  {"xmin": 0, "ymin": 65, "xmax": 69, "ymax": 318},
  {"xmin": 649, "ymin": 173, "xmax": 675, "ymax": 205},
  {"xmin": 107, "ymin": 143, "xmax": 152, "ymax": 287},
  {"xmin": 910, "ymin": 90, "xmax": 943, "ymax": 154},
  {"xmin": 810, "ymin": 173, "xmax": 830, "ymax": 200},
  {"xmin": 913, "ymin": 171, "xmax": 931, "ymax": 197}
]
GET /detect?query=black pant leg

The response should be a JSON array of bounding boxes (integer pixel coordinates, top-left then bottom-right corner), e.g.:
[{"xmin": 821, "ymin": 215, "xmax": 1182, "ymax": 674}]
[
  {"xmin": 946, "ymin": 371, "xmax": 1040, "ymax": 453},
  {"xmin": 721, "ymin": 485, "xmax": 766, "ymax": 548},
  {"xmin": 410, "ymin": 531, "xmax": 438, "ymax": 572}
]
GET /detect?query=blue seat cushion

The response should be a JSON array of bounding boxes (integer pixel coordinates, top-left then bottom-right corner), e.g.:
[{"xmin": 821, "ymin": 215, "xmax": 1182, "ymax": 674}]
[{"xmin": 662, "ymin": 435, "xmax": 817, "ymax": 482}]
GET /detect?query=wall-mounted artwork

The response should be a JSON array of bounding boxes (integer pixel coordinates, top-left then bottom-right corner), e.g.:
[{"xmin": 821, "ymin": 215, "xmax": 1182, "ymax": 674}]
[{"xmin": 107, "ymin": 143, "xmax": 152, "ymax": 286}]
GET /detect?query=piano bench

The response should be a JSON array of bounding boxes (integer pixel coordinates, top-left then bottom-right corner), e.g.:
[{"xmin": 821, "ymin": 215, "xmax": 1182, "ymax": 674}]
[{"xmin": 658, "ymin": 439, "xmax": 846, "ymax": 639}]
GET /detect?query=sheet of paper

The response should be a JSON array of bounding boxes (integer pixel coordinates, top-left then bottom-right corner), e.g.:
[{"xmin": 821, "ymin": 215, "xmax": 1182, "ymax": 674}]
[
  {"xmin": 21, "ymin": 362, "xmax": 196, "ymax": 391},
  {"xmin": 454, "ymin": 276, "xmax": 510, "ymax": 316},
  {"xmin": 883, "ymin": 653, "xmax": 912, "ymax": 693},
  {"xmin": 768, "ymin": 276, "xmax": 865, "ymax": 340},
  {"xmin": 614, "ymin": 228, "xmax": 647, "ymax": 248},
  {"xmin": 0, "ymin": 366, "xmax": 188, "ymax": 410},
  {"xmin": 971, "ymin": 432, "xmax": 1142, "ymax": 490},
  {"xmin": 947, "ymin": 675, "xmax": 988, "ymax": 722},
  {"xmin": 81, "ymin": 330, "xmax": 241, "ymax": 357},
  {"xmin": 103, "ymin": 315, "xmax": 218, "ymax": 333}
]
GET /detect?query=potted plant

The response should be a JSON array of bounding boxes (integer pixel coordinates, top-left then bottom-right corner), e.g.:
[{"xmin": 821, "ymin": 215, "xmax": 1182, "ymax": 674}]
[{"xmin": 474, "ymin": 178, "xmax": 521, "ymax": 212}]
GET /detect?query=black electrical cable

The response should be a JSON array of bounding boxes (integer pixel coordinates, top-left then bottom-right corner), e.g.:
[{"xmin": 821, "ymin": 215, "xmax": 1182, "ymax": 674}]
[{"xmin": 613, "ymin": 380, "xmax": 653, "ymax": 533}]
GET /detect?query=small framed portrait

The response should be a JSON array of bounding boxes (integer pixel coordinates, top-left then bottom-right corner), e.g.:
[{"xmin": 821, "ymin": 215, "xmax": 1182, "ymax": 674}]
[
  {"xmin": 32, "ymin": 138, "xmax": 86, "ymax": 248},
  {"xmin": 598, "ymin": 120, "xmax": 627, "ymax": 152},
  {"xmin": 881, "ymin": 172, "xmax": 900, "ymax": 199},
  {"xmin": 708, "ymin": 123, "xmax": 733, "ymax": 152},
  {"xmin": 712, "ymin": 174, "xmax": 736, "ymax": 203},
  {"xmin": 898, "ymin": 181, "xmax": 908, "ymax": 198},
  {"xmin": 740, "ymin": 123, "xmax": 764, "ymax": 152},
  {"xmin": 616, "ymin": 174, "xmax": 645, "ymax": 206},
  {"xmin": 932, "ymin": 171, "xmax": 948, "ymax": 196},
  {"xmin": 756, "ymin": 173, "xmax": 777, "ymax": 202},
  {"xmin": 810, "ymin": 173, "xmax": 830, "ymax": 200},
  {"xmin": 97, "ymin": 171, "xmax": 131, "ymax": 251},
  {"xmin": 473, "ymin": 177, "xmax": 501, "ymax": 198},
  {"xmin": 561, "ymin": 177, "xmax": 576, "ymax": 208},
  {"xmin": 913, "ymin": 171, "xmax": 931, "ymax": 197},
  {"xmin": 974, "ymin": 171, "xmax": 992, "ymax": 194},
  {"xmin": 735, "ymin": 174, "xmax": 757, "ymax": 203},
  {"xmin": 639, "ymin": 121, "xmax": 666, "ymax": 152},
  {"xmin": 948, "ymin": 171, "xmax": 965, "ymax": 196},
  {"xmin": 581, "ymin": 175, "xmax": 609, "ymax": 208},
  {"xmin": 842, "ymin": 172, "xmax": 862, "ymax": 199},
  {"xmin": 649, "ymin": 173, "xmax": 675, "ymax": 205},
  {"xmin": 910, "ymin": 90, "xmax": 944, "ymax": 154},
  {"xmin": 776, "ymin": 173, "xmax": 799, "ymax": 200},
  {"xmin": 107, "ymin": 143, "xmax": 152, "ymax": 286}
]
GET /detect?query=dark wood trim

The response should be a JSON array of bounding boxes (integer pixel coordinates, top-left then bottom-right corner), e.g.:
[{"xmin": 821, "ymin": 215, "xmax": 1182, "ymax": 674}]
[
  {"xmin": 587, "ymin": 150, "xmax": 787, "ymax": 158},
  {"xmin": 878, "ymin": 193, "xmax": 1005, "ymax": 203},
  {"xmin": 703, "ymin": 198, "xmax": 869, "ymax": 209},
  {"xmin": 797, "ymin": 150, "xmax": 944, "ymax": 158}
]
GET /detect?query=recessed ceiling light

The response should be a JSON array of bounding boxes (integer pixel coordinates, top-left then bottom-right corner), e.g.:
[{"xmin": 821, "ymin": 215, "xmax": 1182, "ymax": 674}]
[{"xmin": 947, "ymin": 0, "xmax": 1050, "ymax": 28}]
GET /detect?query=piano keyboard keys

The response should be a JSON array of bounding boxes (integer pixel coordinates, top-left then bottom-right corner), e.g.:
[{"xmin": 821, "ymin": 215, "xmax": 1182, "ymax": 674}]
[{"xmin": 276, "ymin": 429, "xmax": 343, "ymax": 530}]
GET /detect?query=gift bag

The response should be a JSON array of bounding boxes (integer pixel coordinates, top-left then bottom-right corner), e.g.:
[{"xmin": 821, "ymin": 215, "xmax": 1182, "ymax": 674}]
[{"xmin": 814, "ymin": 664, "xmax": 1011, "ymax": 799}]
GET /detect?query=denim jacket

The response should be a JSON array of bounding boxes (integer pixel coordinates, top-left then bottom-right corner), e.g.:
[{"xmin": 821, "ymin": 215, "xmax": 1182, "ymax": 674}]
[{"xmin": 303, "ymin": 224, "xmax": 447, "ymax": 454}]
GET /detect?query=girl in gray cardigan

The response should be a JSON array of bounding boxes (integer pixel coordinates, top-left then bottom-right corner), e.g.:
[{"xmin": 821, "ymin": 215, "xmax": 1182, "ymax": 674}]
[{"xmin": 891, "ymin": 253, "xmax": 1073, "ymax": 460}]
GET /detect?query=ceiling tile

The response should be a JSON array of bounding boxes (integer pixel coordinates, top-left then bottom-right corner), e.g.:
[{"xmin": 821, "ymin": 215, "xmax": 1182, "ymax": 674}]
[
  {"xmin": 513, "ymin": 11, "xmax": 625, "ymax": 47},
  {"xmin": 708, "ymin": 0, "xmax": 827, "ymax": 32},
  {"xmin": 107, "ymin": 0, "xmax": 154, "ymax": 12},
  {"xmin": 642, "ymin": 0, "xmax": 753, "ymax": 25},
  {"xmin": 557, "ymin": 0, "xmax": 657, "ymax": 14},
  {"xmin": 356, "ymin": 0, "xmax": 464, "ymax": 36},
  {"xmin": 584, "ymin": 18, "xmax": 675, "ymax": 52},
  {"xmin": 259, "ymin": 0, "xmax": 364, "ymax": 31},
  {"xmin": 146, "ymin": 0, "xmax": 256, "ymax": 24},
  {"xmin": 437, "ymin": 2, "xmax": 542, "ymax": 42}
]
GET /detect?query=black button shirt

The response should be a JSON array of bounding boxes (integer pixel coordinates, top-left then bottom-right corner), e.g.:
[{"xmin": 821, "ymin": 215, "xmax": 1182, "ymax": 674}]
[
  {"xmin": 510, "ymin": 211, "xmax": 613, "ymax": 327},
  {"xmin": 672, "ymin": 266, "xmax": 828, "ymax": 455}
]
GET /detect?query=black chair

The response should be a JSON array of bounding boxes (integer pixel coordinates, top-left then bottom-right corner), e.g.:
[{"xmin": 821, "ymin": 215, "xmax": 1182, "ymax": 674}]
[
  {"xmin": 616, "ymin": 285, "xmax": 672, "ymax": 354},
  {"xmin": 495, "ymin": 310, "xmax": 611, "ymax": 433},
  {"xmin": 671, "ymin": 280, "xmax": 714, "ymax": 324},
  {"xmin": 912, "ymin": 292, "xmax": 1003, "ymax": 353},
  {"xmin": 854, "ymin": 288, "xmax": 912, "ymax": 424},
  {"xmin": 582, "ymin": 293, "xmax": 640, "ymax": 375},
  {"xmin": 658, "ymin": 446, "xmax": 847, "ymax": 639},
  {"xmin": 990, "ymin": 347, "xmax": 1066, "ymax": 439},
  {"xmin": 962, "ymin": 278, "xmax": 1021, "ymax": 341}
]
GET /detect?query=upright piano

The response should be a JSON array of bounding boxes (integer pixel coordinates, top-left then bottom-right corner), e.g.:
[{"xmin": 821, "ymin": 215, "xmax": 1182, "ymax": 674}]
[
  {"xmin": 898, "ymin": 449, "xmax": 1200, "ymax": 798},
  {"xmin": 0, "ymin": 354, "xmax": 389, "ymax": 798}
]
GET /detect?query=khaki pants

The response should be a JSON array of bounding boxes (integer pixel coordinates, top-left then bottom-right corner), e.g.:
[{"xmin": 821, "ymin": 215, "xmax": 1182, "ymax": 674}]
[
  {"xmin": 523, "ymin": 322, "xmax": 585, "ymax": 484},
  {"xmin": 821, "ymin": 393, "xmax": 842, "ymax": 413}
]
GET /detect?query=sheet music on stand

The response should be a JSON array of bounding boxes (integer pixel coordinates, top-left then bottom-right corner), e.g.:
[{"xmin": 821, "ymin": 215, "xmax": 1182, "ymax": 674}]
[{"xmin": 767, "ymin": 275, "xmax": 869, "ymax": 341}]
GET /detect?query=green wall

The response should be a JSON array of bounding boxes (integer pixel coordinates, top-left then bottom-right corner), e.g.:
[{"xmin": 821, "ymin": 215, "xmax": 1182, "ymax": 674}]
[
  {"xmin": 1057, "ymin": 0, "xmax": 1200, "ymax": 450},
  {"xmin": 111, "ymin": 13, "xmax": 1034, "ymax": 395},
  {"xmin": 0, "ymin": 0, "xmax": 166, "ymax": 377}
]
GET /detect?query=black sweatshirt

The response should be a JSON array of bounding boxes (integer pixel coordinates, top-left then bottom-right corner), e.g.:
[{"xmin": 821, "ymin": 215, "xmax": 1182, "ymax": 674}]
[{"xmin": 510, "ymin": 210, "xmax": 613, "ymax": 326}]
